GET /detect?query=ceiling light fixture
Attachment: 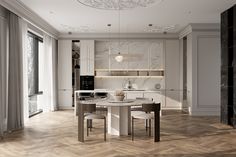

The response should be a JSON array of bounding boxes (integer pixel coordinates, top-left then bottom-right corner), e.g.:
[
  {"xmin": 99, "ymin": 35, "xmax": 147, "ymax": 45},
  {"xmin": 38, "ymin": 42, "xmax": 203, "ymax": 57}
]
[
  {"xmin": 115, "ymin": 2, "xmax": 123, "ymax": 63},
  {"xmin": 77, "ymin": 0, "xmax": 163, "ymax": 10}
]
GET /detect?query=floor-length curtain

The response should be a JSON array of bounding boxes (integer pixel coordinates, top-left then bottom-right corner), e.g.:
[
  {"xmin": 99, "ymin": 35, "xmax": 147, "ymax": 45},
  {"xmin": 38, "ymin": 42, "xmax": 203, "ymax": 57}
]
[
  {"xmin": 51, "ymin": 38, "xmax": 58, "ymax": 111},
  {"xmin": 19, "ymin": 18, "xmax": 29, "ymax": 121},
  {"xmin": 7, "ymin": 12, "xmax": 24, "ymax": 131},
  {"xmin": 0, "ymin": 5, "xmax": 9, "ymax": 137},
  {"xmin": 38, "ymin": 34, "xmax": 58, "ymax": 112}
]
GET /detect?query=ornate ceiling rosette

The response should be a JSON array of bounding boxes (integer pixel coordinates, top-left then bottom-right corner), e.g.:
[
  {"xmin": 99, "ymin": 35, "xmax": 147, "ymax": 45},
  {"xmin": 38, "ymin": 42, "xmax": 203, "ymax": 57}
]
[{"xmin": 77, "ymin": 0, "xmax": 163, "ymax": 10}]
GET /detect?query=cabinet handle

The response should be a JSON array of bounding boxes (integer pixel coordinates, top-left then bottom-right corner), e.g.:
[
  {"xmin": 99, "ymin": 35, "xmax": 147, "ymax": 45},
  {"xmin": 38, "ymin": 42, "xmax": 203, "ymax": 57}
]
[
  {"xmin": 88, "ymin": 47, "xmax": 90, "ymax": 74},
  {"xmin": 87, "ymin": 46, "xmax": 89, "ymax": 73}
]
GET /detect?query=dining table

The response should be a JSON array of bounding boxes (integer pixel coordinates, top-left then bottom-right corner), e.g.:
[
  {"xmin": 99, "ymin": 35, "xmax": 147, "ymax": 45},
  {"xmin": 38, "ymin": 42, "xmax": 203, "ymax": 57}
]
[{"xmin": 77, "ymin": 98, "xmax": 160, "ymax": 142}]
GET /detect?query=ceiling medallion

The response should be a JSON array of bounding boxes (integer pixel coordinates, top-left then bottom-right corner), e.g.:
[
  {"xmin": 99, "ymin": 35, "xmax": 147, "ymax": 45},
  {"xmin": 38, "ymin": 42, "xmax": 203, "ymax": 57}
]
[{"xmin": 77, "ymin": 0, "xmax": 163, "ymax": 10}]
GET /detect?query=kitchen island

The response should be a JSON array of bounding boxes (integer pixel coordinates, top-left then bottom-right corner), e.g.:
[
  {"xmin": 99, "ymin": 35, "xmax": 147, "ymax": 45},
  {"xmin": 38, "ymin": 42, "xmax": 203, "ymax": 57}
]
[{"xmin": 74, "ymin": 89, "xmax": 164, "ymax": 116}]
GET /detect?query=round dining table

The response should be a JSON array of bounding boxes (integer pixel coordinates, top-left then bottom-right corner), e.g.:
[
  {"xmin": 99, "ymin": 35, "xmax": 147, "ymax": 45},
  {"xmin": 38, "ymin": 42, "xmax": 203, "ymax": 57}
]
[{"xmin": 77, "ymin": 98, "xmax": 160, "ymax": 142}]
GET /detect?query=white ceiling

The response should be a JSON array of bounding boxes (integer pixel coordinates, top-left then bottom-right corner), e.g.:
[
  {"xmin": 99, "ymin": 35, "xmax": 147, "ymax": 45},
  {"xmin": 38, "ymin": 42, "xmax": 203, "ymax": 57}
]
[{"xmin": 19, "ymin": 0, "xmax": 236, "ymax": 34}]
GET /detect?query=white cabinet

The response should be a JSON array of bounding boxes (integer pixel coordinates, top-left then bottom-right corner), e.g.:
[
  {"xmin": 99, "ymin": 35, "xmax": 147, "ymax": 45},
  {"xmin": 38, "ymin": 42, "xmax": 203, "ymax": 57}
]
[
  {"xmin": 58, "ymin": 40, "xmax": 72, "ymax": 108},
  {"xmin": 58, "ymin": 89, "xmax": 72, "ymax": 109},
  {"xmin": 164, "ymin": 40, "xmax": 181, "ymax": 109},
  {"xmin": 126, "ymin": 92, "xmax": 143, "ymax": 99},
  {"xmin": 80, "ymin": 40, "xmax": 94, "ymax": 76}
]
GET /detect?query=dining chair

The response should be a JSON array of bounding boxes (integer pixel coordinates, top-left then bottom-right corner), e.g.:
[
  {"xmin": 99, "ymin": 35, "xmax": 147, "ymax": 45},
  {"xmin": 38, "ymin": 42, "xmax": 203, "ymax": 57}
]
[
  {"xmin": 131, "ymin": 103, "xmax": 161, "ymax": 142},
  {"xmin": 131, "ymin": 97, "xmax": 153, "ymax": 131},
  {"xmin": 84, "ymin": 103, "xmax": 106, "ymax": 141},
  {"xmin": 131, "ymin": 97, "xmax": 153, "ymax": 111}
]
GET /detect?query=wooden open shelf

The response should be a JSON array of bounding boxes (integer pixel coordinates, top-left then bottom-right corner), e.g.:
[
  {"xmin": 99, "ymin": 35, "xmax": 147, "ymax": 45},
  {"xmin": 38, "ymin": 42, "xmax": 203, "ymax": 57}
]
[{"xmin": 95, "ymin": 69, "xmax": 164, "ymax": 78}]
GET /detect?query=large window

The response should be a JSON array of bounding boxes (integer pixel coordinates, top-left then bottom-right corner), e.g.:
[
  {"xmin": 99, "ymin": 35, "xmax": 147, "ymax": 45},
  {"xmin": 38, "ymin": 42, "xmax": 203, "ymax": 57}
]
[
  {"xmin": 27, "ymin": 31, "xmax": 43, "ymax": 96},
  {"xmin": 27, "ymin": 31, "xmax": 43, "ymax": 117}
]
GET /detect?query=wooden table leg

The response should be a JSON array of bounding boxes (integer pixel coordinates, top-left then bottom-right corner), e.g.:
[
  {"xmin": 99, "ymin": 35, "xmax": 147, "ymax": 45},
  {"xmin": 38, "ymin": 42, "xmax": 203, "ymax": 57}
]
[
  {"xmin": 154, "ymin": 104, "xmax": 160, "ymax": 142},
  {"xmin": 78, "ymin": 102, "xmax": 84, "ymax": 142}
]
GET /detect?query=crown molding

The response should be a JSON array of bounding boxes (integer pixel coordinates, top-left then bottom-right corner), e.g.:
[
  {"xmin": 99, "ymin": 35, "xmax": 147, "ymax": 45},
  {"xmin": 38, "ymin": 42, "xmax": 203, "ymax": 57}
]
[
  {"xmin": 0, "ymin": 0, "xmax": 59, "ymax": 39},
  {"xmin": 179, "ymin": 23, "xmax": 220, "ymax": 39},
  {"xmin": 59, "ymin": 32, "xmax": 179, "ymax": 40},
  {"xmin": 179, "ymin": 25, "xmax": 192, "ymax": 39},
  {"xmin": 0, "ymin": 4, "xmax": 8, "ymax": 18}
]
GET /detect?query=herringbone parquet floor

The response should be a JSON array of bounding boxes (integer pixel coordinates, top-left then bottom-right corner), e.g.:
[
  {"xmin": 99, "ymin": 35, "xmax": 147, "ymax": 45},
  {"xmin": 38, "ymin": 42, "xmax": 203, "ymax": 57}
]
[{"xmin": 0, "ymin": 110, "xmax": 236, "ymax": 157}]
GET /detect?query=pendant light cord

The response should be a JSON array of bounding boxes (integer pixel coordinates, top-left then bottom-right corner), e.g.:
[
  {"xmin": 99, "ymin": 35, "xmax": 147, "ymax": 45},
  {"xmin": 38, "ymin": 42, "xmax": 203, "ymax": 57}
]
[{"xmin": 118, "ymin": 0, "xmax": 120, "ymax": 55}]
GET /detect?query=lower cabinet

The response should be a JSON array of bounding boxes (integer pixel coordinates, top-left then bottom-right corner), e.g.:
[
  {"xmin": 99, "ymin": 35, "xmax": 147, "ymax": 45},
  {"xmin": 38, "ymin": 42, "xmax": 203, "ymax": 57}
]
[
  {"xmin": 164, "ymin": 90, "xmax": 181, "ymax": 109},
  {"xmin": 58, "ymin": 89, "xmax": 73, "ymax": 109},
  {"xmin": 126, "ymin": 92, "xmax": 143, "ymax": 99},
  {"xmin": 110, "ymin": 91, "xmax": 181, "ymax": 110},
  {"xmin": 144, "ymin": 92, "xmax": 164, "ymax": 107}
]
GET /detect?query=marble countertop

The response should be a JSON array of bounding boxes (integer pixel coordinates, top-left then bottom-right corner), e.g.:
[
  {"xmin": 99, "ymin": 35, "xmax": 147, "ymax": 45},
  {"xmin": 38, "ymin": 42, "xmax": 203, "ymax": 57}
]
[
  {"xmin": 75, "ymin": 89, "xmax": 164, "ymax": 93},
  {"xmin": 80, "ymin": 98, "xmax": 154, "ymax": 107}
]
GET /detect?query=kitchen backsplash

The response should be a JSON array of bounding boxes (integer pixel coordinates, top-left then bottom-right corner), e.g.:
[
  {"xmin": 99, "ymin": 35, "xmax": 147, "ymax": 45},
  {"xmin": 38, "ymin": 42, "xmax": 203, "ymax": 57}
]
[
  {"xmin": 95, "ymin": 40, "xmax": 164, "ymax": 70},
  {"xmin": 95, "ymin": 77, "xmax": 164, "ymax": 90},
  {"xmin": 94, "ymin": 40, "xmax": 165, "ymax": 90}
]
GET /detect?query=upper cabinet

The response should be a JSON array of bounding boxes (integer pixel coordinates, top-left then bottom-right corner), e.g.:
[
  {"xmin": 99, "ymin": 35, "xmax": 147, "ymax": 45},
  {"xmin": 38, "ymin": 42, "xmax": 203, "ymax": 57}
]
[
  {"xmin": 58, "ymin": 40, "xmax": 72, "ymax": 89},
  {"xmin": 164, "ymin": 40, "xmax": 181, "ymax": 109},
  {"xmin": 80, "ymin": 40, "xmax": 95, "ymax": 76}
]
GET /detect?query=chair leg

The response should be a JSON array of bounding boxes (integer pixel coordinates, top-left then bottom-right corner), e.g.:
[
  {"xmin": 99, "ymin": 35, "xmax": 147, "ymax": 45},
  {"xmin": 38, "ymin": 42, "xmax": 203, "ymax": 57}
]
[
  {"xmin": 104, "ymin": 118, "xmax": 106, "ymax": 141},
  {"xmin": 87, "ymin": 119, "xmax": 89, "ymax": 136},
  {"xmin": 145, "ymin": 119, "xmax": 148, "ymax": 132},
  {"xmin": 132, "ymin": 117, "xmax": 134, "ymax": 141},
  {"xmin": 149, "ymin": 119, "xmax": 151, "ymax": 137},
  {"xmin": 89, "ymin": 119, "xmax": 92, "ymax": 131}
]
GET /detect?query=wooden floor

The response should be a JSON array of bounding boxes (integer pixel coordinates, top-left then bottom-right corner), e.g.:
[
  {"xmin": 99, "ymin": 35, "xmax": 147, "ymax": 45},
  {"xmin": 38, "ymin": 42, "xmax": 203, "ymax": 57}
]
[{"xmin": 0, "ymin": 110, "xmax": 236, "ymax": 157}]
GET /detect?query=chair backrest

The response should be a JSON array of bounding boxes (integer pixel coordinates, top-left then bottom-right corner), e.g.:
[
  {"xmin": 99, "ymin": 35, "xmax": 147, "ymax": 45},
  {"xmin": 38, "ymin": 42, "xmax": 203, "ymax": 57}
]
[
  {"xmin": 84, "ymin": 104, "xmax": 96, "ymax": 113},
  {"xmin": 80, "ymin": 97, "xmax": 97, "ymax": 113},
  {"xmin": 142, "ymin": 103, "xmax": 161, "ymax": 112}
]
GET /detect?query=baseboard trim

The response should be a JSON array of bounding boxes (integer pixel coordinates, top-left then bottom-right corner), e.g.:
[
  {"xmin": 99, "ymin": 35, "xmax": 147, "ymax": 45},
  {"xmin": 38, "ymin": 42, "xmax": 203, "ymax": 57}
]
[
  {"xmin": 58, "ymin": 106, "xmax": 74, "ymax": 110},
  {"xmin": 190, "ymin": 110, "xmax": 220, "ymax": 116}
]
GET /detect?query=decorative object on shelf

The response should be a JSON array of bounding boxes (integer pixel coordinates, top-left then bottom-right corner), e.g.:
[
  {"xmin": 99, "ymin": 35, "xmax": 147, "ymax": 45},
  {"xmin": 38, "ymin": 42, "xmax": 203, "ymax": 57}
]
[
  {"xmin": 77, "ymin": 0, "xmax": 162, "ymax": 10},
  {"xmin": 75, "ymin": 64, "xmax": 80, "ymax": 69},
  {"xmin": 114, "ymin": 90, "xmax": 125, "ymax": 101},
  {"xmin": 155, "ymin": 83, "xmax": 161, "ymax": 89},
  {"xmin": 124, "ymin": 80, "xmax": 133, "ymax": 89}
]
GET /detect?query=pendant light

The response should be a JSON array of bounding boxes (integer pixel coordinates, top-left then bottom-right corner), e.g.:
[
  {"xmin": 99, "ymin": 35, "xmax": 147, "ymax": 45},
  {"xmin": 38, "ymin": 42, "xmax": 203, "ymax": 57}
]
[{"xmin": 115, "ymin": 1, "xmax": 123, "ymax": 63}]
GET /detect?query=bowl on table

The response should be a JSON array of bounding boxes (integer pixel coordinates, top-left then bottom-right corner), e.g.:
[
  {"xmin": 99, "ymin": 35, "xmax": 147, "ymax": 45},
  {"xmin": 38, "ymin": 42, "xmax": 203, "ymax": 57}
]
[{"xmin": 114, "ymin": 95, "xmax": 125, "ymax": 101}]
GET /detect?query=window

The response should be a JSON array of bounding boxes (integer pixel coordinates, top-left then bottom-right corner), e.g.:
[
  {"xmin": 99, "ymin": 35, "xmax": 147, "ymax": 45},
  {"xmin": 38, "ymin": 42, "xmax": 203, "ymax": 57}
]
[
  {"xmin": 27, "ymin": 31, "xmax": 43, "ymax": 96},
  {"xmin": 27, "ymin": 31, "xmax": 43, "ymax": 117}
]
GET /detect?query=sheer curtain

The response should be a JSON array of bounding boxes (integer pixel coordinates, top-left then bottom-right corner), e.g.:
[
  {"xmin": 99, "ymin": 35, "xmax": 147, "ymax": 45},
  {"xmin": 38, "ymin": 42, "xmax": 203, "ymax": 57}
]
[
  {"xmin": 19, "ymin": 18, "xmax": 29, "ymax": 121},
  {"xmin": 0, "ymin": 5, "xmax": 9, "ymax": 137},
  {"xmin": 52, "ymin": 38, "xmax": 58, "ymax": 111},
  {"xmin": 38, "ymin": 34, "xmax": 58, "ymax": 112}
]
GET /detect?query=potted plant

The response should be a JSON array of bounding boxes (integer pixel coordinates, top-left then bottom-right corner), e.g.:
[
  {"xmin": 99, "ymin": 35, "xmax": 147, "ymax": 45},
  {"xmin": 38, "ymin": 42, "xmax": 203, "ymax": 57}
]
[{"xmin": 114, "ymin": 90, "xmax": 125, "ymax": 101}]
